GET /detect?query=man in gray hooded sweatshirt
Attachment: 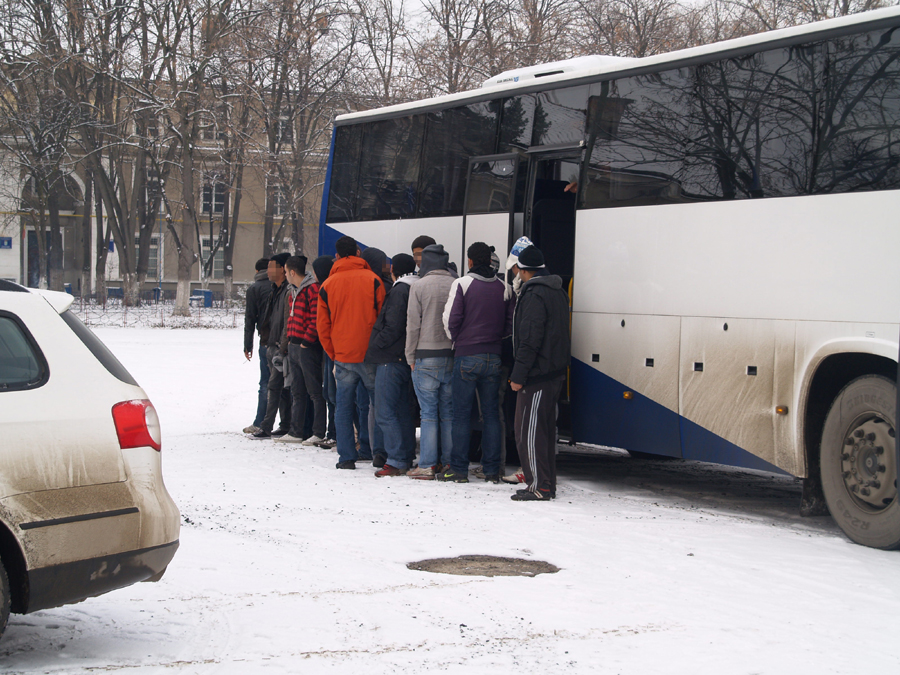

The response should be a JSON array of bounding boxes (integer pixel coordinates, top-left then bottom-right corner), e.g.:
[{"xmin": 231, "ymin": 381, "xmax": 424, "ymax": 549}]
[{"xmin": 405, "ymin": 244, "xmax": 456, "ymax": 479}]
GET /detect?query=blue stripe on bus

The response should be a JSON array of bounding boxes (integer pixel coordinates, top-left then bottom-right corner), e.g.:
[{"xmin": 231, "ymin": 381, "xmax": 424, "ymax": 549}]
[{"xmin": 570, "ymin": 358, "xmax": 787, "ymax": 474}]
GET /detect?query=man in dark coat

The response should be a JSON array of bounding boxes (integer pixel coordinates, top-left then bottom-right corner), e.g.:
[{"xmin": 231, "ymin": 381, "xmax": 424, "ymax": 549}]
[
  {"xmin": 366, "ymin": 253, "xmax": 418, "ymax": 476},
  {"xmin": 243, "ymin": 258, "xmax": 273, "ymax": 433},
  {"xmin": 508, "ymin": 245, "xmax": 571, "ymax": 500},
  {"xmin": 250, "ymin": 252, "xmax": 292, "ymax": 438}
]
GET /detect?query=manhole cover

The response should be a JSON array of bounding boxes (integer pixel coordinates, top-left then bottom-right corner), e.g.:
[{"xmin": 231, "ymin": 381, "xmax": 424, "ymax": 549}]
[{"xmin": 407, "ymin": 555, "xmax": 559, "ymax": 577}]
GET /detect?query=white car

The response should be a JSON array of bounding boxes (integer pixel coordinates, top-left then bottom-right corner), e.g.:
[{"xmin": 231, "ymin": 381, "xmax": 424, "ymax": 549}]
[{"xmin": 0, "ymin": 281, "xmax": 180, "ymax": 638}]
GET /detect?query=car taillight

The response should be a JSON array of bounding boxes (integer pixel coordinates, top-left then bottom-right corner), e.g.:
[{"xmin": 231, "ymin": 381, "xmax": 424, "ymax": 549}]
[{"xmin": 112, "ymin": 400, "xmax": 162, "ymax": 451}]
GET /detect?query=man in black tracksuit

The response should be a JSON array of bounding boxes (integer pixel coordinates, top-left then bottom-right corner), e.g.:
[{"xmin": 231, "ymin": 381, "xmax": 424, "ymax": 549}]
[{"xmin": 508, "ymin": 245, "xmax": 571, "ymax": 501}]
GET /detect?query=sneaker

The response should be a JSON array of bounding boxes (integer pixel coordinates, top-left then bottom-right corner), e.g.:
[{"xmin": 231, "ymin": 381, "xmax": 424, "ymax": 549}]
[
  {"xmin": 483, "ymin": 474, "xmax": 500, "ymax": 484},
  {"xmin": 434, "ymin": 463, "xmax": 444, "ymax": 474},
  {"xmin": 407, "ymin": 466, "xmax": 435, "ymax": 480},
  {"xmin": 243, "ymin": 425, "xmax": 261, "ymax": 434},
  {"xmin": 473, "ymin": 466, "xmax": 486, "ymax": 479},
  {"xmin": 273, "ymin": 433, "xmax": 305, "ymax": 443},
  {"xmin": 302, "ymin": 435, "xmax": 326, "ymax": 446},
  {"xmin": 375, "ymin": 465, "xmax": 406, "ymax": 477},
  {"xmin": 250, "ymin": 430, "xmax": 272, "ymax": 439},
  {"xmin": 335, "ymin": 460, "xmax": 356, "ymax": 470},
  {"xmin": 436, "ymin": 469, "xmax": 469, "ymax": 483},
  {"xmin": 271, "ymin": 428, "xmax": 289, "ymax": 437},
  {"xmin": 511, "ymin": 488, "xmax": 553, "ymax": 501},
  {"xmin": 501, "ymin": 470, "xmax": 526, "ymax": 484},
  {"xmin": 315, "ymin": 438, "xmax": 336, "ymax": 449},
  {"xmin": 373, "ymin": 453, "xmax": 387, "ymax": 469}
]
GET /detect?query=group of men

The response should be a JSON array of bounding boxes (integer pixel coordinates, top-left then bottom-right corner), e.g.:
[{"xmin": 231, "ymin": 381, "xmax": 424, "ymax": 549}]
[{"xmin": 243, "ymin": 233, "xmax": 570, "ymax": 501}]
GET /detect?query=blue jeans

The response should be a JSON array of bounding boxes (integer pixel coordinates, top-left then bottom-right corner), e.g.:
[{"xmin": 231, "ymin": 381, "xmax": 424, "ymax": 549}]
[
  {"xmin": 334, "ymin": 361, "xmax": 376, "ymax": 463},
  {"xmin": 253, "ymin": 345, "xmax": 270, "ymax": 427},
  {"xmin": 355, "ymin": 381, "xmax": 385, "ymax": 459},
  {"xmin": 375, "ymin": 363, "xmax": 416, "ymax": 469},
  {"xmin": 323, "ymin": 352, "xmax": 337, "ymax": 440},
  {"xmin": 412, "ymin": 356, "xmax": 453, "ymax": 469},
  {"xmin": 450, "ymin": 354, "xmax": 502, "ymax": 475}
]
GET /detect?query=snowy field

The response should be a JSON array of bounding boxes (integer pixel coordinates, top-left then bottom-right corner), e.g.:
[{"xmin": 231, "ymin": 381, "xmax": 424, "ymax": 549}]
[{"xmin": 2, "ymin": 327, "xmax": 898, "ymax": 673}]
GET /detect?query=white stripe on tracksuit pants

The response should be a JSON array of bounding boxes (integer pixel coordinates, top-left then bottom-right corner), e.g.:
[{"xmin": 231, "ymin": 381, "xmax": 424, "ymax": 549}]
[{"xmin": 514, "ymin": 377, "xmax": 564, "ymax": 495}]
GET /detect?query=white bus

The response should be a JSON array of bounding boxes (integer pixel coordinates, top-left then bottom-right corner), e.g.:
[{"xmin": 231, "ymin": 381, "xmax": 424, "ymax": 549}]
[{"xmin": 318, "ymin": 7, "xmax": 900, "ymax": 549}]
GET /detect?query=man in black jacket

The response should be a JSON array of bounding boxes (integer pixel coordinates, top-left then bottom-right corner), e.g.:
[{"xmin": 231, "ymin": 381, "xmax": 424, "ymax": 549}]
[
  {"xmin": 243, "ymin": 258, "xmax": 273, "ymax": 433},
  {"xmin": 251, "ymin": 252, "xmax": 292, "ymax": 438},
  {"xmin": 365, "ymin": 253, "xmax": 418, "ymax": 476},
  {"xmin": 508, "ymin": 245, "xmax": 570, "ymax": 500}
]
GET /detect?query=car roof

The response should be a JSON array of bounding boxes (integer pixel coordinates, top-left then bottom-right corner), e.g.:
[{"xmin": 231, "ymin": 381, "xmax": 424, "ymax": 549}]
[{"xmin": 0, "ymin": 281, "xmax": 75, "ymax": 314}]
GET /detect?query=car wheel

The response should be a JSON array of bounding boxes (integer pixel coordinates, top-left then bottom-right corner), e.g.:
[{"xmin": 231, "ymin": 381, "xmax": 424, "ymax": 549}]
[
  {"xmin": 0, "ymin": 557, "xmax": 10, "ymax": 639},
  {"xmin": 821, "ymin": 375, "xmax": 900, "ymax": 549}
]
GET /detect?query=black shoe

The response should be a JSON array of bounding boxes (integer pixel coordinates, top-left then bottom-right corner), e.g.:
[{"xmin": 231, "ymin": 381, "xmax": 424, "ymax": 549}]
[
  {"xmin": 483, "ymin": 474, "xmax": 500, "ymax": 484},
  {"xmin": 335, "ymin": 460, "xmax": 356, "ymax": 470},
  {"xmin": 436, "ymin": 469, "xmax": 468, "ymax": 483},
  {"xmin": 251, "ymin": 430, "xmax": 272, "ymax": 439},
  {"xmin": 271, "ymin": 428, "xmax": 289, "ymax": 437},
  {"xmin": 511, "ymin": 488, "xmax": 553, "ymax": 501},
  {"xmin": 373, "ymin": 453, "xmax": 387, "ymax": 469}
]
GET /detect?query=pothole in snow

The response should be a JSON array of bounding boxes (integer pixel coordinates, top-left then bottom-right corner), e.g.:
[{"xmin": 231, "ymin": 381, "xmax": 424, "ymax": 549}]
[{"xmin": 407, "ymin": 555, "xmax": 559, "ymax": 577}]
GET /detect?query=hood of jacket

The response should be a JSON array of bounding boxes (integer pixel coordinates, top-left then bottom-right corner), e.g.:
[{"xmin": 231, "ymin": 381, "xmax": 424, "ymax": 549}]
[
  {"xmin": 295, "ymin": 271, "xmax": 315, "ymax": 292},
  {"xmin": 419, "ymin": 244, "xmax": 450, "ymax": 277},
  {"xmin": 522, "ymin": 272, "xmax": 562, "ymax": 292},
  {"xmin": 361, "ymin": 247, "xmax": 386, "ymax": 276},
  {"xmin": 312, "ymin": 255, "xmax": 334, "ymax": 283},
  {"xmin": 254, "ymin": 269, "xmax": 268, "ymax": 282}
]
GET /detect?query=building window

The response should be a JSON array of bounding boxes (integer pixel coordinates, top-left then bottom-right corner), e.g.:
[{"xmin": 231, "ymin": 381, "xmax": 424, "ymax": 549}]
[
  {"xmin": 135, "ymin": 234, "xmax": 161, "ymax": 280},
  {"xmin": 202, "ymin": 178, "xmax": 226, "ymax": 214},
  {"xmin": 276, "ymin": 113, "xmax": 293, "ymax": 144},
  {"xmin": 201, "ymin": 237, "xmax": 225, "ymax": 279},
  {"xmin": 271, "ymin": 185, "xmax": 288, "ymax": 216}
]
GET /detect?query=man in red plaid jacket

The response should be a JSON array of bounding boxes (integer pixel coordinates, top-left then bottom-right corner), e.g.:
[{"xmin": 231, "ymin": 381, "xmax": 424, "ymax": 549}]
[{"xmin": 277, "ymin": 255, "xmax": 327, "ymax": 445}]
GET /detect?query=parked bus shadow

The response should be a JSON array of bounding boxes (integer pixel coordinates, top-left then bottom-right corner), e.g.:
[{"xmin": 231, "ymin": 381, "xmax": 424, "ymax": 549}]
[{"xmin": 556, "ymin": 446, "xmax": 843, "ymax": 538}]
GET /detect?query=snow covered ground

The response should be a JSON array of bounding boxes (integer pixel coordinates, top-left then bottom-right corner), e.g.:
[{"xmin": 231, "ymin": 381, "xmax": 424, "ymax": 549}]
[{"xmin": 2, "ymin": 327, "xmax": 898, "ymax": 673}]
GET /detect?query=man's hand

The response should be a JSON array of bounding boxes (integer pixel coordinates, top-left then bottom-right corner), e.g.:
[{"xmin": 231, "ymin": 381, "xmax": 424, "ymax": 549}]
[
  {"xmin": 510, "ymin": 380, "xmax": 523, "ymax": 392},
  {"xmin": 244, "ymin": 350, "xmax": 252, "ymax": 361}
]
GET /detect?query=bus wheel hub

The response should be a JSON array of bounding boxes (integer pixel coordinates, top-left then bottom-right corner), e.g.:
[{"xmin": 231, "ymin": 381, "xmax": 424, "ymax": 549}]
[{"xmin": 842, "ymin": 417, "xmax": 895, "ymax": 510}]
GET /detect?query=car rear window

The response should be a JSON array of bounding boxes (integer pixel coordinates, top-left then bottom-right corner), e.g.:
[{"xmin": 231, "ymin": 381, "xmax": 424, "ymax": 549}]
[
  {"xmin": 0, "ymin": 312, "xmax": 49, "ymax": 391},
  {"xmin": 60, "ymin": 311, "xmax": 138, "ymax": 386}
]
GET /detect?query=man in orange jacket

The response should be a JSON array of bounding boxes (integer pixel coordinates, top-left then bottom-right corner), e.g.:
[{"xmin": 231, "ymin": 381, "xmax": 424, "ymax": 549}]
[{"xmin": 317, "ymin": 235, "xmax": 386, "ymax": 469}]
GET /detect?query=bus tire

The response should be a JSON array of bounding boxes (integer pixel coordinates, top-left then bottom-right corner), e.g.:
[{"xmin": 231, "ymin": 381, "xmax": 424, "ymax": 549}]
[{"xmin": 821, "ymin": 375, "xmax": 900, "ymax": 549}]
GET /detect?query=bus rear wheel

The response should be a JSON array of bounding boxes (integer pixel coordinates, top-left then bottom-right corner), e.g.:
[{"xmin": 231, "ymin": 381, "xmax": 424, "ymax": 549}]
[{"xmin": 821, "ymin": 375, "xmax": 900, "ymax": 549}]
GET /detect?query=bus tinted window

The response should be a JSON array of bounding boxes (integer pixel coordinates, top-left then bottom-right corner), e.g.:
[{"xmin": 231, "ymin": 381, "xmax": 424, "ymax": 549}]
[
  {"xmin": 357, "ymin": 115, "xmax": 425, "ymax": 219},
  {"xmin": 418, "ymin": 102, "xmax": 499, "ymax": 217},
  {"xmin": 817, "ymin": 28, "xmax": 900, "ymax": 193},
  {"xmin": 465, "ymin": 158, "xmax": 516, "ymax": 214},
  {"xmin": 581, "ymin": 70, "xmax": 693, "ymax": 208},
  {"xmin": 499, "ymin": 95, "xmax": 536, "ymax": 152},
  {"xmin": 327, "ymin": 125, "xmax": 362, "ymax": 222},
  {"xmin": 580, "ymin": 27, "xmax": 900, "ymax": 209},
  {"xmin": 531, "ymin": 85, "xmax": 590, "ymax": 147}
]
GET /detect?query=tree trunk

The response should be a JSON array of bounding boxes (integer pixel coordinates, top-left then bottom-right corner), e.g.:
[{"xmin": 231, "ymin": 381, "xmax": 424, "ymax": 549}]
[
  {"xmin": 79, "ymin": 170, "xmax": 93, "ymax": 299},
  {"xmin": 48, "ymin": 192, "xmax": 64, "ymax": 291},
  {"xmin": 173, "ymin": 212, "xmax": 195, "ymax": 317},
  {"xmin": 122, "ymin": 271, "xmax": 141, "ymax": 306}
]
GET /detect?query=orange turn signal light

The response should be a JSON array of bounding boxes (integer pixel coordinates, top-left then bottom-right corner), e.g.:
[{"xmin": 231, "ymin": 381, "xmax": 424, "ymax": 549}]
[
  {"xmin": 775, "ymin": 405, "xmax": 789, "ymax": 415},
  {"xmin": 623, "ymin": 391, "xmax": 634, "ymax": 400}
]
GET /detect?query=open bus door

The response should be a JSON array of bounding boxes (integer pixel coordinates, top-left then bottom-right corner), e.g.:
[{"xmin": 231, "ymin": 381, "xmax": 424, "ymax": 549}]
[{"xmin": 521, "ymin": 143, "xmax": 585, "ymax": 441}]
